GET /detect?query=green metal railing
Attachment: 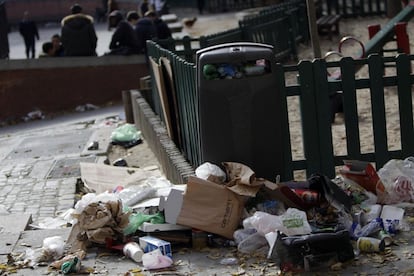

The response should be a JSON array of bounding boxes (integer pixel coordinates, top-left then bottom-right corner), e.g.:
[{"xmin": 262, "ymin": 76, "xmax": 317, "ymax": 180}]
[
  {"xmin": 147, "ymin": 39, "xmax": 414, "ymax": 180},
  {"xmin": 146, "ymin": 41, "xmax": 201, "ymax": 167}
]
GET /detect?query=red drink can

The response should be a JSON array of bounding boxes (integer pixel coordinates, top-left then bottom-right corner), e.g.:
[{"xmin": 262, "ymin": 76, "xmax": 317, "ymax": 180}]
[{"xmin": 292, "ymin": 189, "xmax": 320, "ymax": 204}]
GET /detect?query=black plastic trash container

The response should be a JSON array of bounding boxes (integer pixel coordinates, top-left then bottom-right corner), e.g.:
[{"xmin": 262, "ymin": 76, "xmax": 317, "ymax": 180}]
[{"xmin": 196, "ymin": 42, "xmax": 285, "ymax": 181}]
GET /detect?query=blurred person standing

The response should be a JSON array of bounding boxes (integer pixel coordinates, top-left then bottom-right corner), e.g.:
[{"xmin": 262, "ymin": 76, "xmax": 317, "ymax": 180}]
[
  {"xmin": 149, "ymin": 0, "xmax": 168, "ymax": 16},
  {"xmin": 139, "ymin": 0, "xmax": 150, "ymax": 17},
  {"xmin": 0, "ymin": 0, "xmax": 9, "ymax": 59},
  {"xmin": 61, "ymin": 4, "xmax": 97, "ymax": 56},
  {"xmin": 19, "ymin": 11, "xmax": 39, "ymax": 59}
]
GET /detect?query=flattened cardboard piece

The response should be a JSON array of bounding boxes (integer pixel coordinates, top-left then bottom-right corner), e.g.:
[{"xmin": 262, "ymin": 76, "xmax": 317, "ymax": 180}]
[
  {"xmin": 150, "ymin": 57, "xmax": 174, "ymax": 140},
  {"xmin": 159, "ymin": 189, "xmax": 185, "ymax": 224},
  {"xmin": 80, "ymin": 163, "xmax": 161, "ymax": 194},
  {"xmin": 176, "ymin": 176, "xmax": 244, "ymax": 239},
  {"xmin": 160, "ymin": 57, "xmax": 181, "ymax": 148}
]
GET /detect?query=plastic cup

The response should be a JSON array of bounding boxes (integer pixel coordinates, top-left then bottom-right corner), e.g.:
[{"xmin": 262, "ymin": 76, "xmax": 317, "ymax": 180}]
[{"xmin": 123, "ymin": 242, "xmax": 144, "ymax": 262}]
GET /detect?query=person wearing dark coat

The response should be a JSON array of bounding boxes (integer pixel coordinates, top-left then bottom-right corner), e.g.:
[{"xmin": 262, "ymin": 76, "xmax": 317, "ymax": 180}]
[
  {"xmin": 134, "ymin": 12, "xmax": 157, "ymax": 54},
  {"xmin": 19, "ymin": 11, "xmax": 39, "ymax": 59},
  {"xmin": 61, "ymin": 4, "xmax": 98, "ymax": 56},
  {"xmin": 106, "ymin": 10, "xmax": 139, "ymax": 55},
  {"xmin": 145, "ymin": 10, "xmax": 171, "ymax": 40}
]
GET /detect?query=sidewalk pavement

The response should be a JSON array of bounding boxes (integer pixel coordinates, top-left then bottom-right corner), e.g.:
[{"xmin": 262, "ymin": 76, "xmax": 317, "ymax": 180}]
[{"xmin": 0, "ymin": 104, "xmax": 279, "ymax": 276}]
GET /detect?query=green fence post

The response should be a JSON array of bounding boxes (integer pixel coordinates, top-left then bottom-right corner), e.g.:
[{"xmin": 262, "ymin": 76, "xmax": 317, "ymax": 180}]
[
  {"xmin": 312, "ymin": 59, "xmax": 336, "ymax": 178},
  {"xmin": 340, "ymin": 57, "xmax": 362, "ymax": 160},
  {"xmin": 275, "ymin": 62, "xmax": 294, "ymax": 180},
  {"xmin": 298, "ymin": 60, "xmax": 322, "ymax": 177},
  {"xmin": 368, "ymin": 54, "xmax": 390, "ymax": 168},
  {"xmin": 396, "ymin": 54, "xmax": 414, "ymax": 157}
]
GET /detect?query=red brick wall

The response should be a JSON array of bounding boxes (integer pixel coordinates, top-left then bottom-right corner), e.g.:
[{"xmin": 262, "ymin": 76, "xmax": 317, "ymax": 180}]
[{"xmin": 0, "ymin": 57, "xmax": 149, "ymax": 121}]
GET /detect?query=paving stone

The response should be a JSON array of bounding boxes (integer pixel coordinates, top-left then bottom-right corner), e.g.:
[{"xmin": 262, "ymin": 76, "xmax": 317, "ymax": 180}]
[
  {"xmin": 0, "ymin": 233, "xmax": 20, "ymax": 255},
  {"xmin": 0, "ymin": 213, "xmax": 32, "ymax": 233}
]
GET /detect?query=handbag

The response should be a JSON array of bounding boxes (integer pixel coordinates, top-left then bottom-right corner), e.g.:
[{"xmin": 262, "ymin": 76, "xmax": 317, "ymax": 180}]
[{"xmin": 270, "ymin": 229, "xmax": 354, "ymax": 272}]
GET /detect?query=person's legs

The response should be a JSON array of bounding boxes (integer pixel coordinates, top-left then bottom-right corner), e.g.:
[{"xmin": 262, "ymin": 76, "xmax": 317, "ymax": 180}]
[
  {"xmin": 29, "ymin": 40, "xmax": 35, "ymax": 58},
  {"xmin": 24, "ymin": 38, "xmax": 30, "ymax": 58}
]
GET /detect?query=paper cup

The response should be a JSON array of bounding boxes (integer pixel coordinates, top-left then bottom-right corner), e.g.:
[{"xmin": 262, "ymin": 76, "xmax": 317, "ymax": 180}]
[
  {"xmin": 123, "ymin": 242, "xmax": 144, "ymax": 263},
  {"xmin": 357, "ymin": 237, "xmax": 385, "ymax": 253}
]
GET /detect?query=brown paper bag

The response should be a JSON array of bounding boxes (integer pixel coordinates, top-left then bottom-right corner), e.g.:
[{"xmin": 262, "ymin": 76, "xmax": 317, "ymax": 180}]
[{"xmin": 176, "ymin": 176, "xmax": 244, "ymax": 239}]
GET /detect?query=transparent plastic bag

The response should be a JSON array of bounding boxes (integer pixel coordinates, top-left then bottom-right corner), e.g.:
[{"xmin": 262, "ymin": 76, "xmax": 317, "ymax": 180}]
[
  {"xmin": 111, "ymin": 123, "xmax": 141, "ymax": 142},
  {"xmin": 378, "ymin": 158, "xmax": 414, "ymax": 204},
  {"xmin": 237, "ymin": 232, "xmax": 269, "ymax": 254},
  {"xmin": 233, "ymin": 228, "xmax": 257, "ymax": 245},
  {"xmin": 123, "ymin": 212, "xmax": 165, "ymax": 235}
]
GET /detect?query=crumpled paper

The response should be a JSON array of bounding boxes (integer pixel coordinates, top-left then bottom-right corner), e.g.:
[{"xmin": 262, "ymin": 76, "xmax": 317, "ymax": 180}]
[
  {"xmin": 67, "ymin": 198, "xmax": 130, "ymax": 253},
  {"xmin": 223, "ymin": 162, "xmax": 272, "ymax": 197}
]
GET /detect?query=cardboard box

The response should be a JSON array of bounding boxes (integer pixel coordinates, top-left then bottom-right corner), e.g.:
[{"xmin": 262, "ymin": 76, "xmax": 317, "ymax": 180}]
[
  {"xmin": 159, "ymin": 176, "xmax": 244, "ymax": 239},
  {"xmin": 139, "ymin": 236, "xmax": 172, "ymax": 258},
  {"xmin": 339, "ymin": 160, "xmax": 384, "ymax": 194}
]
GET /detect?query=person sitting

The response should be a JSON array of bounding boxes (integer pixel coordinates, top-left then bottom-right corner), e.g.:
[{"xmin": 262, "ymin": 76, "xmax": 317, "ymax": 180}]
[
  {"xmin": 134, "ymin": 10, "xmax": 157, "ymax": 54},
  {"xmin": 39, "ymin": 42, "xmax": 55, "ymax": 57},
  {"xmin": 106, "ymin": 10, "xmax": 140, "ymax": 55},
  {"xmin": 61, "ymin": 4, "xmax": 98, "ymax": 56},
  {"xmin": 51, "ymin": 34, "xmax": 64, "ymax": 57},
  {"xmin": 145, "ymin": 10, "xmax": 171, "ymax": 40}
]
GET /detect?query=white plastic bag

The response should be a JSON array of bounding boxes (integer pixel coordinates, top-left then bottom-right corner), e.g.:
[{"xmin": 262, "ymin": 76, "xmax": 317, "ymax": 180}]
[
  {"xmin": 42, "ymin": 236, "xmax": 65, "ymax": 260},
  {"xmin": 243, "ymin": 209, "xmax": 312, "ymax": 236},
  {"xmin": 195, "ymin": 162, "xmax": 226, "ymax": 183}
]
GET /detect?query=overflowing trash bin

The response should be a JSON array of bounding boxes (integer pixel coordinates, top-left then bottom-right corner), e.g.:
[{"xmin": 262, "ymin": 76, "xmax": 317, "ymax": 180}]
[{"xmin": 196, "ymin": 42, "xmax": 285, "ymax": 181}]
